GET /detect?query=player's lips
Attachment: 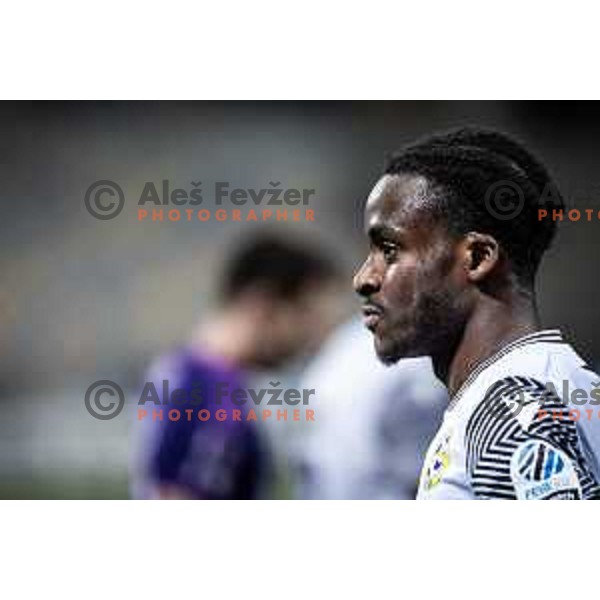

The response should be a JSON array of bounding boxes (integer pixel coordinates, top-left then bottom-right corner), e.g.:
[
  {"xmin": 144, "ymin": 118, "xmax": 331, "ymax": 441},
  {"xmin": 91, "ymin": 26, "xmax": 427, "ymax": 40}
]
[{"xmin": 361, "ymin": 303, "xmax": 384, "ymax": 332}]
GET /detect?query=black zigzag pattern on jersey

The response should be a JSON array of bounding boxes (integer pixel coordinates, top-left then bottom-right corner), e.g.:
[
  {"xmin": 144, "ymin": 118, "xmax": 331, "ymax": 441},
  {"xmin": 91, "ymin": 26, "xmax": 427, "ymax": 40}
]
[{"xmin": 465, "ymin": 376, "xmax": 600, "ymax": 499}]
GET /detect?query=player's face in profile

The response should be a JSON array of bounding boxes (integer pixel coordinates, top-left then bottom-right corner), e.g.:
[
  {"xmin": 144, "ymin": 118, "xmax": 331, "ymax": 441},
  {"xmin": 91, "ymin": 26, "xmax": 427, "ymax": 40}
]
[
  {"xmin": 354, "ymin": 174, "xmax": 467, "ymax": 364},
  {"xmin": 253, "ymin": 283, "xmax": 342, "ymax": 368}
]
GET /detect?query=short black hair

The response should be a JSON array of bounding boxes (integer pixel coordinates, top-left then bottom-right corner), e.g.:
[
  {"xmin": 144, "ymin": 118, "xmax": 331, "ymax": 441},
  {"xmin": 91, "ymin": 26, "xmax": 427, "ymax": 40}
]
[
  {"xmin": 221, "ymin": 233, "xmax": 337, "ymax": 302},
  {"xmin": 385, "ymin": 127, "xmax": 564, "ymax": 286}
]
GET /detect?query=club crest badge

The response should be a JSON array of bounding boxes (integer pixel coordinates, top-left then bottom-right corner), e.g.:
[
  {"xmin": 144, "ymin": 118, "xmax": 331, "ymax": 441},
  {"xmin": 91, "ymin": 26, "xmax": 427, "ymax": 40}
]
[{"xmin": 424, "ymin": 432, "xmax": 452, "ymax": 490}]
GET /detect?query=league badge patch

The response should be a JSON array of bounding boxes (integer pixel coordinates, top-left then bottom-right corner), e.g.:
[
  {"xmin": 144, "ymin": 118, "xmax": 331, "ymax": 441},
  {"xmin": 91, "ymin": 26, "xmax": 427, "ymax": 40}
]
[{"xmin": 510, "ymin": 439, "xmax": 582, "ymax": 500}]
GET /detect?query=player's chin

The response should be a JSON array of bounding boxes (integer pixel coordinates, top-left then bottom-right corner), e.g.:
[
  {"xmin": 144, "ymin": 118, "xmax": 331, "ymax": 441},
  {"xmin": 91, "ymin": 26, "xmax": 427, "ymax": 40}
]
[{"xmin": 373, "ymin": 334, "xmax": 413, "ymax": 366}]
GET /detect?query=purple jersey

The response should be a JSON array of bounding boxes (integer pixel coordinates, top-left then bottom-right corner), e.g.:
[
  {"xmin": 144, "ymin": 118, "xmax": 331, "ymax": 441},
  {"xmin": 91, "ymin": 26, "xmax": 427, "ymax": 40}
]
[{"xmin": 131, "ymin": 348, "xmax": 272, "ymax": 499}]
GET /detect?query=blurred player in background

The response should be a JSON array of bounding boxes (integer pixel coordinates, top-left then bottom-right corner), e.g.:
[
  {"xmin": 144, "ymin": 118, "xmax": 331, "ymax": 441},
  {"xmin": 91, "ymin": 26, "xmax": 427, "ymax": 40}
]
[
  {"xmin": 293, "ymin": 317, "xmax": 446, "ymax": 499},
  {"xmin": 131, "ymin": 233, "xmax": 341, "ymax": 499},
  {"xmin": 355, "ymin": 127, "xmax": 600, "ymax": 499}
]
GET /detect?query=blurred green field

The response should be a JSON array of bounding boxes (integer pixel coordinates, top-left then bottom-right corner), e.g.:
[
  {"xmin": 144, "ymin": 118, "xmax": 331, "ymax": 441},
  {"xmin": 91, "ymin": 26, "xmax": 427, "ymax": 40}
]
[
  {"xmin": 0, "ymin": 467, "xmax": 294, "ymax": 500},
  {"xmin": 0, "ymin": 474, "xmax": 130, "ymax": 499}
]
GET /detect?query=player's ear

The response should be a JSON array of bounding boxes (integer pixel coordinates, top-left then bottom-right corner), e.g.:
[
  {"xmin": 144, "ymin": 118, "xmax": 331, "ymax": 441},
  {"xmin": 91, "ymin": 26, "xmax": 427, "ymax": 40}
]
[{"xmin": 462, "ymin": 232, "xmax": 500, "ymax": 283}]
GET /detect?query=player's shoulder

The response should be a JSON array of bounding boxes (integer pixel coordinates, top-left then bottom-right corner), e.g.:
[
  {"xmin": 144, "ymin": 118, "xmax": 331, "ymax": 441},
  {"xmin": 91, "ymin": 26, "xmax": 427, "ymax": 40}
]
[
  {"xmin": 146, "ymin": 348, "xmax": 186, "ymax": 384},
  {"xmin": 458, "ymin": 331, "xmax": 600, "ymax": 499},
  {"xmin": 463, "ymin": 383, "xmax": 600, "ymax": 499},
  {"xmin": 463, "ymin": 330, "xmax": 598, "ymax": 435},
  {"xmin": 457, "ymin": 330, "xmax": 583, "ymax": 412},
  {"xmin": 146, "ymin": 345, "xmax": 226, "ymax": 387}
]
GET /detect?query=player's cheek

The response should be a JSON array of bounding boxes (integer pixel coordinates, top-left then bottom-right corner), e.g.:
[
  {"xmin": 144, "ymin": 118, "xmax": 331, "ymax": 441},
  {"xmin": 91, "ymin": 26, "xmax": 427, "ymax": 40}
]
[{"xmin": 385, "ymin": 269, "xmax": 415, "ymax": 308}]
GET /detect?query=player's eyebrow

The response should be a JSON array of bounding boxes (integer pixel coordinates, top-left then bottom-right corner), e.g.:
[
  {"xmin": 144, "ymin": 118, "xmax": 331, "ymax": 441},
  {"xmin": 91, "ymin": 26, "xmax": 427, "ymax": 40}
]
[{"xmin": 367, "ymin": 223, "xmax": 405, "ymax": 244}]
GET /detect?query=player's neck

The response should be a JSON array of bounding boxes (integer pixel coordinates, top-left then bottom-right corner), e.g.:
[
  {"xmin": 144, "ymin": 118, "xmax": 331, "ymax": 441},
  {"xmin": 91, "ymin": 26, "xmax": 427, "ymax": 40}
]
[
  {"xmin": 192, "ymin": 307, "xmax": 258, "ymax": 369},
  {"xmin": 439, "ymin": 294, "xmax": 540, "ymax": 398}
]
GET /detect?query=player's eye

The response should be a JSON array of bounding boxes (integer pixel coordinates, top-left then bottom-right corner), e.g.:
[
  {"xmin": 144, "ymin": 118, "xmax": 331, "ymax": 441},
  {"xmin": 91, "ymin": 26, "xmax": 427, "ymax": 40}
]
[{"xmin": 381, "ymin": 242, "xmax": 399, "ymax": 263}]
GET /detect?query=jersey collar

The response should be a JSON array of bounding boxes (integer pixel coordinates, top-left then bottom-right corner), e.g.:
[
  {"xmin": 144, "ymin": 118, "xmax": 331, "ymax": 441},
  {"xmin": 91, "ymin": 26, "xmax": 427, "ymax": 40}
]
[{"xmin": 447, "ymin": 329, "xmax": 565, "ymax": 411}]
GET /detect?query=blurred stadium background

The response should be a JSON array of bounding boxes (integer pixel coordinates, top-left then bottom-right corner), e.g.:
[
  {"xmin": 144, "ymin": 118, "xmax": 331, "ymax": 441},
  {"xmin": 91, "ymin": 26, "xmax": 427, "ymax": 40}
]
[{"xmin": 1, "ymin": 101, "xmax": 599, "ymax": 498}]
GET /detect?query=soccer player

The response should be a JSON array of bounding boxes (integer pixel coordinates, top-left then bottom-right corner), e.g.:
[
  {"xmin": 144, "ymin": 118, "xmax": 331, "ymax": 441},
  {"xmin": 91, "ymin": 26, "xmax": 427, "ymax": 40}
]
[
  {"xmin": 354, "ymin": 127, "xmax": 600, "ymax": 499},
  {"xmin": 131, "ymin": 233, "xmax": 340, "ymax": 499}
]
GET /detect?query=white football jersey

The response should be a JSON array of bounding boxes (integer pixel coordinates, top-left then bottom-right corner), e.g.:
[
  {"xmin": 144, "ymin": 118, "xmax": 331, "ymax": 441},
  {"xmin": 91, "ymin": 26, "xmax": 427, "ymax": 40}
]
[{"xmin": 417, "ymin": 330, "xmax": 600, "ymax": 500}]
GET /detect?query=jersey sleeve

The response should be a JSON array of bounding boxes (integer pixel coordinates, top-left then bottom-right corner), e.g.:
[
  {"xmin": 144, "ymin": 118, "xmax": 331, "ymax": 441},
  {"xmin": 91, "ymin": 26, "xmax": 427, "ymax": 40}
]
[{"xmin": 465, "ymin": 376, "xmax": 600, "ymax": 499}]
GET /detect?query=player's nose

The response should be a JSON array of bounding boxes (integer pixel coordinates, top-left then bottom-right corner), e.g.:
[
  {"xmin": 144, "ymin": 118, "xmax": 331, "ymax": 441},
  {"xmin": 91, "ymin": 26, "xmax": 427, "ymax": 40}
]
[{"xmin": 353, "ymin": 255, "xmax": 382, "ymax": 298}]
